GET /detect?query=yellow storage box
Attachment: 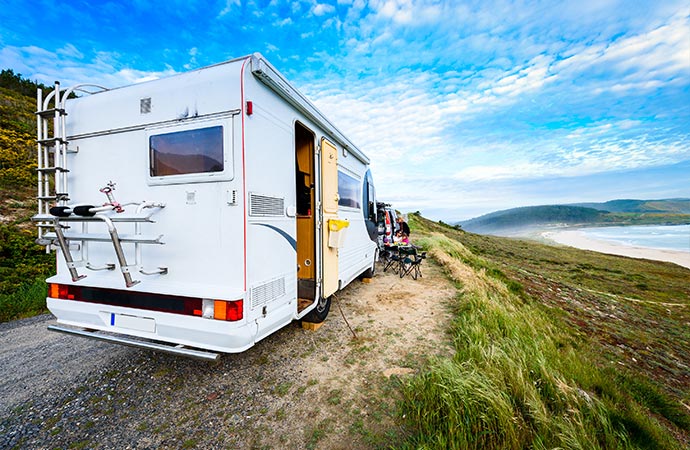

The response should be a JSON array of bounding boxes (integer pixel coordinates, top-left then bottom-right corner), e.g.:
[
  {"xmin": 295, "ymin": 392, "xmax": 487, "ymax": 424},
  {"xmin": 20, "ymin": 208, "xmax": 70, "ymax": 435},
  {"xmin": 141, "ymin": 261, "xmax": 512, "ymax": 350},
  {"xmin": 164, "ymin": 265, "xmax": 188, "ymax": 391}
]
[{"xmin": 328, "ymin": 219, "xmax": 350, "ymax": 248}]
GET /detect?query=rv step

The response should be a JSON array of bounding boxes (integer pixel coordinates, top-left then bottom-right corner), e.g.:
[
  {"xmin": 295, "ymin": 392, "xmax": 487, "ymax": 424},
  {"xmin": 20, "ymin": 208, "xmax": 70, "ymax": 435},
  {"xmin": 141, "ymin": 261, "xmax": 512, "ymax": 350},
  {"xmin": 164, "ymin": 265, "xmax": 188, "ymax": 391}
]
[
  {"xmin": 47, "ymin": 325, "xmax": 220, "ymax": 361},
  {"xmin": 42, "ymin": 232, "xmax": 164, "ymax": 244},
  {"xmin": 32, "ymin": 214, "xmax": 156, "ymax": 223}
]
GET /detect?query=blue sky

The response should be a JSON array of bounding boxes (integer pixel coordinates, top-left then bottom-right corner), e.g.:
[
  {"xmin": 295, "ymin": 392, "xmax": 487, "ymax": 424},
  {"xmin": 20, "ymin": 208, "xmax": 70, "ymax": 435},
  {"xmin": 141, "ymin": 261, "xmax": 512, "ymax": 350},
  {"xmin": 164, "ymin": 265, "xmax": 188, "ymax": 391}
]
[{"xmin": 1, "ymin": 0, "xmax": 688, "ymax": 220}]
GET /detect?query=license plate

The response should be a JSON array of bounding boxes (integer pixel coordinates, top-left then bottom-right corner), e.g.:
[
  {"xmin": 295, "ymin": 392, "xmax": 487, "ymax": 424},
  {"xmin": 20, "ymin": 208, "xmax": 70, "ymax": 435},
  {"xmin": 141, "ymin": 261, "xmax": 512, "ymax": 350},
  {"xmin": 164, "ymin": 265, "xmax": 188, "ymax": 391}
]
[{"xmin": 111, "ymin": 313, "xmax": 156, "ymax": 333}]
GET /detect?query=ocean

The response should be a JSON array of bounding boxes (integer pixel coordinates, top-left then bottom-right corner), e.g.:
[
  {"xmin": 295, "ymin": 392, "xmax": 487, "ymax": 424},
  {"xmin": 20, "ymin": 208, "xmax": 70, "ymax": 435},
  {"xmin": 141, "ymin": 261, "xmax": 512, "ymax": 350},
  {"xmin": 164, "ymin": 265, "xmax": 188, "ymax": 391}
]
[{"xmin": 580, "ymin": 225, "xmax": 690, "ymax": 253}]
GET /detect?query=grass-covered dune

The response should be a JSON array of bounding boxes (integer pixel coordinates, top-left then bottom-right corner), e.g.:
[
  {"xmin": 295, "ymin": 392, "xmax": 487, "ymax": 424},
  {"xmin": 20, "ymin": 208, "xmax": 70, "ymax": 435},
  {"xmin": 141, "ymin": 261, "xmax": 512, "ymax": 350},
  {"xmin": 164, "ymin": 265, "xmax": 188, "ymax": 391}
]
[{"xmin": 398, "ymin": 213, "xmax": 689, "ymax": 449}]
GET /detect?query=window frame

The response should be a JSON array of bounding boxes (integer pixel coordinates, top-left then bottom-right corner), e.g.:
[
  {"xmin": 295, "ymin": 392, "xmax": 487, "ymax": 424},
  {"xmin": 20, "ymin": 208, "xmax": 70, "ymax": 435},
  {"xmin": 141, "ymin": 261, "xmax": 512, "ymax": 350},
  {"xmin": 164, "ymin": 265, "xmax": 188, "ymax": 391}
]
[
  {"xmin": 362, "ymin": 169, "xmax": 376, "ymax": 222},
  {"xmin": 337, "ymin": 170, "xmax": 362, "ymax": 210},
  {"xmin": 146, "ymin": 117, "xmax": 234, "ymax": 186}
]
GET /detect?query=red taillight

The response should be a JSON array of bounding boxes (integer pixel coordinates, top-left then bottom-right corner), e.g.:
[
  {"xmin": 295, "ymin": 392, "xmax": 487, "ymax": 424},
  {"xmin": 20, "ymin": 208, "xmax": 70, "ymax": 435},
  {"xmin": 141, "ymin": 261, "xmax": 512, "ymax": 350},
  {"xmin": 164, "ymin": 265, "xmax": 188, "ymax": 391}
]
[
  {"xmin": 49, "ymin": 283, "xmax": 75, "ymax": 300},
  {"xmin": 227, "ymin": 300, "xmax": 243, "ymax": 321},
  {"xmin": 214, "ymin": 300, "xmax": 243, "ymax": 321}
]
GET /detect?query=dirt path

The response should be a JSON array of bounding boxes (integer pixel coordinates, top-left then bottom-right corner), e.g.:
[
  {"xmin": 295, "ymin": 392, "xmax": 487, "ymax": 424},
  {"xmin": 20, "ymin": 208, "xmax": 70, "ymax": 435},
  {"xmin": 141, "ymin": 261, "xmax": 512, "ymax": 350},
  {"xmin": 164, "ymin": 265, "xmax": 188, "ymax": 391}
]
[{"xmin": 0, "ymin": 258, "xmax": 456, "ymax": 449}]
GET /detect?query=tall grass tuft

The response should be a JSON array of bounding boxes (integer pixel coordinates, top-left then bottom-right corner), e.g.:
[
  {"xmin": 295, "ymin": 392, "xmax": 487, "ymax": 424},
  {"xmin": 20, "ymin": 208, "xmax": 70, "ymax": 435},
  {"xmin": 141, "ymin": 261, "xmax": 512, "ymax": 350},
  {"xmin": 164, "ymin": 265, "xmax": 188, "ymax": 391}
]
[{"xmin": 399, "ymin": 233, "xmax": 685, "ymax": 449}]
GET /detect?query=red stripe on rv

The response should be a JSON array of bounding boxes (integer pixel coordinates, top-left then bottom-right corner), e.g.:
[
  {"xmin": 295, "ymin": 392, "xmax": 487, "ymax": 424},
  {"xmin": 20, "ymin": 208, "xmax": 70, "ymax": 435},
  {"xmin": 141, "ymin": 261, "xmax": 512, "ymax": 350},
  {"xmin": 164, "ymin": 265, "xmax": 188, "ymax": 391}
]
[{"xmin": 240, "ymin": 58, "xmax": 248, "ymax": 292}]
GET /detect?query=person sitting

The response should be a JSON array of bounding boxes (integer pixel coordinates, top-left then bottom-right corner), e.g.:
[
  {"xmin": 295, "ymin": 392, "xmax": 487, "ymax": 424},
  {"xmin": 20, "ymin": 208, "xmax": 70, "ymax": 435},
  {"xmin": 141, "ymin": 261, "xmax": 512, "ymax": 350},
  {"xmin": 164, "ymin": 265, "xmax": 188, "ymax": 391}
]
[{"xmin": 393, "ymin": 231, "xmax": 402, "ymax": 244}]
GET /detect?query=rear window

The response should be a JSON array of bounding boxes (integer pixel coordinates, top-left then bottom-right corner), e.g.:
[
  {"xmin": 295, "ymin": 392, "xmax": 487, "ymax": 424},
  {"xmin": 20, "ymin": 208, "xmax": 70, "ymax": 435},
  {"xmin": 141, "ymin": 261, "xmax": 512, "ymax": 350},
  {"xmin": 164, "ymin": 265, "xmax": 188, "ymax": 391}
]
[{"xmin": 149, "ymin": 126, "xmax": 224, "ymax": 176}]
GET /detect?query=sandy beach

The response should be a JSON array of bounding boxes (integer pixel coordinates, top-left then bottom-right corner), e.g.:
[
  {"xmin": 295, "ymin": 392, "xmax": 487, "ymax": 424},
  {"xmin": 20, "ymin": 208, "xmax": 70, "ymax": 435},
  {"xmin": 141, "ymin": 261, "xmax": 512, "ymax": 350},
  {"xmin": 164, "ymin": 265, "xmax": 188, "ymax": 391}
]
[{"xmin": 542, "ymin": 229, "xmax": 690, "ymax": 270}]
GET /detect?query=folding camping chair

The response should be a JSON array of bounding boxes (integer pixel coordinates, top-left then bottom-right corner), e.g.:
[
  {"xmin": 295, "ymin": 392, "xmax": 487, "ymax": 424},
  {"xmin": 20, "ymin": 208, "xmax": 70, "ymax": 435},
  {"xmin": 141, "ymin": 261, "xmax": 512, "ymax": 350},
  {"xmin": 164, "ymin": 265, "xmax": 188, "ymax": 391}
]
[
  {"xmin": 399, "ymin": 246, "xmax": 426, "ymax": 280},
  {"xmin": 382, "ymin": 245, "xmax": 401, "ymax": 274}
]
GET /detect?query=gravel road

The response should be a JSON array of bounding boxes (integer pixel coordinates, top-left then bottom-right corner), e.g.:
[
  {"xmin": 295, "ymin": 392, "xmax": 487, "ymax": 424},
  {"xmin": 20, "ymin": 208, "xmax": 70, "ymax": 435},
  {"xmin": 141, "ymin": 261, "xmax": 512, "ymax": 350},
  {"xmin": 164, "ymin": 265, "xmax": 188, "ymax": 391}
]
[
  {"xmin": 0, "ymin": 261, "xmax": 455, "ymax": 449},
  {"xmin": 0, "ymin": 314, "xmax": 133, "ymax": 418}
]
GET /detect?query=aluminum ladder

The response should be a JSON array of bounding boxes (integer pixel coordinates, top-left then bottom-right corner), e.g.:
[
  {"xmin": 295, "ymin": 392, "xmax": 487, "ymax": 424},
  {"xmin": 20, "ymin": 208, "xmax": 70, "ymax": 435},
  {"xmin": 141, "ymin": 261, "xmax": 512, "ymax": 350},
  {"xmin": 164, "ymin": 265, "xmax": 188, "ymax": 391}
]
[
  {"xmin": 35, "ymin": 81, "xmax": 108, "ymax": 241},
  {"xmin": 33, "ymin": 83, "xmax": 168, "ymax": 288}
]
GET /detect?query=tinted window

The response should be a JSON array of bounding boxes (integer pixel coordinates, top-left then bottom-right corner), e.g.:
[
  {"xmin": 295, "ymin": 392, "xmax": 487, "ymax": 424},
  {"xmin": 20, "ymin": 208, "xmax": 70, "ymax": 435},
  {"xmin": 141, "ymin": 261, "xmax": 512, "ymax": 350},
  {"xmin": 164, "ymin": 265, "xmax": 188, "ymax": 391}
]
[
  {"xmin": 338, "ymin": 171, "xmax": 361, "ymax": 209},
  {"xmin": 362, "ymin": 170, "xmax": 376, "ymax": 221},
  {"xmin": 150, "ymin": 126, "xmax": 223, "ymax": 176}
]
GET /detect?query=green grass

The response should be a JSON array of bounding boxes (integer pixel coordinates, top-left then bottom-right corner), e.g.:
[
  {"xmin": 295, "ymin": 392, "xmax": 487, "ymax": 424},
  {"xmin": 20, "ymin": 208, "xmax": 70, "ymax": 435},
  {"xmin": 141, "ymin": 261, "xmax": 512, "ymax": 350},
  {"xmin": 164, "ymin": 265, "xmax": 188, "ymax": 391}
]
[
  {"xmin": 397, "ymin": 216, "xmax": 689, "ymax": 449},
  {"xmin": 0, "ymin": 277, "xmax": 48, "ymax": 322},
  {"xmin": 0, "ymin": 222, "xmax": 53, "ymax": 323}
]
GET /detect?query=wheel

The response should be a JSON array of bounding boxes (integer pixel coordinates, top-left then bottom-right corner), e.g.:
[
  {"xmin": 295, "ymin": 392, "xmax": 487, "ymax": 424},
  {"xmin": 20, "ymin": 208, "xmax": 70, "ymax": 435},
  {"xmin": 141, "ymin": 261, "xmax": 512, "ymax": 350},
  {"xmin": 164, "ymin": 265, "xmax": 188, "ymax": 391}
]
[
  {"xmin": 361, "ymin": 250, "xmax": 378, "ymax": 279},
  {"xmin": 303, "ymin": 295, "xmax": 332, "ymax": 323}
]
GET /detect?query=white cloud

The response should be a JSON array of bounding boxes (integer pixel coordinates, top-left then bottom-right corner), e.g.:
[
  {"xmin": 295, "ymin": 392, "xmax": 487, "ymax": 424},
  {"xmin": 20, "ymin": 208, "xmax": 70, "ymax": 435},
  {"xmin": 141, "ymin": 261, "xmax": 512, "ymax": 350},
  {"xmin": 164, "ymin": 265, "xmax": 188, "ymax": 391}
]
[
  {"xmin": 218, "ymin": 0, "xmax": 240, "ymax": 17},
  {"xmin": 313, "ymin": 3, "xmax": 335, "ymax": 16},
  {"xmin": 56, "ymin": 44, "xmax": 84, "ymax": 60},
  {"xmin": 370, "ymin": 0, "xmax": 442, "ymax": 25},
  {"xmin": 0, "ymin": 44, "xmax": 177, "ymax": 88},
  {"xmin": 275, "ymin": 17, "xmax": 293, "ymax": 26}
]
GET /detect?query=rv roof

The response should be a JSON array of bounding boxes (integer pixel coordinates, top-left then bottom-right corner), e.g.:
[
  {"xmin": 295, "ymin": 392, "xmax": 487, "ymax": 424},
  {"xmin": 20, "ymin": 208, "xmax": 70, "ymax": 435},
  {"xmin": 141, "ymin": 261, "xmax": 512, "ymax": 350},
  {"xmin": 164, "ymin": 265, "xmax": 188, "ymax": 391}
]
[
  {"xmin": 248, "ymin": 54, "xmax": 369, "ymax": 165},
  {"xmin": 61, "ymin": 53, "xmax": 370, "ymax": 165}
]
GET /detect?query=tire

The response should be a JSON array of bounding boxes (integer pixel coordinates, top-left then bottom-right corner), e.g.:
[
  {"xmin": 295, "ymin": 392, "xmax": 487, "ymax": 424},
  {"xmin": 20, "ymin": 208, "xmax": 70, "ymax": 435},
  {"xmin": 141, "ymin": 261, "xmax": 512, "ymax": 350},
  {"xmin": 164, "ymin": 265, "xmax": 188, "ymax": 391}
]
[
  {"xmin": 303, "ymin": 295, "xmax": 331, "ymax": 323},
  {"xmin": 361, "ymin": 250, "xmax": 378, "ymax": 279}
]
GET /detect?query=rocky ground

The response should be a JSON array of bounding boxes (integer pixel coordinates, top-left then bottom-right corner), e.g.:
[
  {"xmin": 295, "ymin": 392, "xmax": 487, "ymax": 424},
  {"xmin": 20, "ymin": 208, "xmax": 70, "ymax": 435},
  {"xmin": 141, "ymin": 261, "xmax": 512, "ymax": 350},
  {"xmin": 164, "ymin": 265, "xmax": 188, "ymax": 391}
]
[{"xmin": 0, "ymin": 259, "xmax": 455, "ymax": 449}]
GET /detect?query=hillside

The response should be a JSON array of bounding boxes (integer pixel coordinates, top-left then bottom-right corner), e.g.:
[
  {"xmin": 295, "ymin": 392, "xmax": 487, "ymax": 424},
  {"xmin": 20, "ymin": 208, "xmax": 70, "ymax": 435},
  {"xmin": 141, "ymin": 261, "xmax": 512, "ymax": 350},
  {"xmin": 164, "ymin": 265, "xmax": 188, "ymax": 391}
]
[
  {"xmin": 573, "ymin": 198, "xmax": 690, "ymax": 214},
  {"xmin": 460, "ymin": 204, "xmax": 606, "ymax": 233},
  {"xmin": 403, "ymin": 213, "xmax": 690, "ymax": 449},
  {"xmin": 0, "ymin": 72, "xmax": 53, "ymax": 314},
  {"xmin": 461, "ymin": 200, "xmax": 690, "ymax": 234}
]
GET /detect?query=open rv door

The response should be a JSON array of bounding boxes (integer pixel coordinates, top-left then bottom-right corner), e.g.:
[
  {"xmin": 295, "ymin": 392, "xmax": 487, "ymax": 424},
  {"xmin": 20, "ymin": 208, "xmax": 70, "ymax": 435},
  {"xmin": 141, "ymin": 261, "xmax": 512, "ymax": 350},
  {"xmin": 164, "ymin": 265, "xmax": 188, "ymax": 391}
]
[{"xmin": 320, "ymin": 138, "xmax": 339, "ymax": 297}]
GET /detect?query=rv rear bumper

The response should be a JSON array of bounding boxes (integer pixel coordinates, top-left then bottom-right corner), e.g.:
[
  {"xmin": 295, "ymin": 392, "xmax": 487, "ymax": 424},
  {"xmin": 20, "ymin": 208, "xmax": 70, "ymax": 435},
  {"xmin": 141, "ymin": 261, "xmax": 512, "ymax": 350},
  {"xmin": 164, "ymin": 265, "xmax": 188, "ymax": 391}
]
[
  {"xmin": 47, "ymin": 297, "xmax": 257, "ymax": 354},
  {"xmin": 47, "ymin": 325, "xmax": 220, "ymax": 361}
]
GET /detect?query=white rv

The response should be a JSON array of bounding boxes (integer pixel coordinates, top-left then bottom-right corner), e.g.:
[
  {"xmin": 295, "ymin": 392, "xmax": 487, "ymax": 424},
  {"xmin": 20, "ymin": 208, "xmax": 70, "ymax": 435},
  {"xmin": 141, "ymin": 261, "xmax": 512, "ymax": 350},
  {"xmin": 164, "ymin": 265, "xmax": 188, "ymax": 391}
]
[{"xmin": 32, "ymin": 54, "xmax": 379, "ymax": 360}]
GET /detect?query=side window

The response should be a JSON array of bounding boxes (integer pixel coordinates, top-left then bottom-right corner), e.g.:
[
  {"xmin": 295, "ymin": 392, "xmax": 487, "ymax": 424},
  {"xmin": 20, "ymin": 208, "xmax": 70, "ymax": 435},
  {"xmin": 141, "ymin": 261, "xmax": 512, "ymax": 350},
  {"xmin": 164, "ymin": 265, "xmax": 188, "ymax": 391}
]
[
  {"xmin": 337, "ymin": 171, "xmax": 361, "ymax": 209},
  {"xmin": 150, "ymin": 126, "xmax": 224, "ymax": 176},
  {"xmin": 362, "ymin": 169, "xmax": 376, "ymax": 221}
]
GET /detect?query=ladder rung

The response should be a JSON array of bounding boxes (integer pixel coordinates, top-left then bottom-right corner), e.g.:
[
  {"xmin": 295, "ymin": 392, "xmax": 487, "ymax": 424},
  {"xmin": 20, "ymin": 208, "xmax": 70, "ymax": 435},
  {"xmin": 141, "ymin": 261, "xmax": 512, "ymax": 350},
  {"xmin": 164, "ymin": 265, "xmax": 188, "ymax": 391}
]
[
  {"xmin": 42, "ymin": 232, "xmax": 164, "ymax": 244},
  {"xmin": 36, "ymin": 108, "xmax": 67, "ymax": 118},
  {"xmin": 36, "ymin": 223, "xmax": 68, "ymax": 228},
  {"xmin": 36, "ymin": 167, "xmax": 70, "ymax": 173},
  {"xmin": 36, "ymin": 195, "xmax": 69, "ymax": 201},
  {"xmin": 37, "ymin": 137, "xmax": 68, "ymax": 145},
  {"xmin": 43, "ymin": 147, "xmax": 79, "ymax": 154}
]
